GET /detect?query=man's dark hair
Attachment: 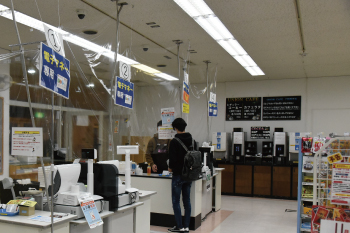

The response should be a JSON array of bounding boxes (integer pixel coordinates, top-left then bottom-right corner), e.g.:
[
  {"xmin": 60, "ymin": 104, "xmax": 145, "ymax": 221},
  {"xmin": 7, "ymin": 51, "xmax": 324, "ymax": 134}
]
[
  {"xmin": 172, "ymin": 118, "xmax": 187, "ymax": 132},
  {"xmin": 157, "ymin": 120, "xmax": 162, "ymax": 128}
]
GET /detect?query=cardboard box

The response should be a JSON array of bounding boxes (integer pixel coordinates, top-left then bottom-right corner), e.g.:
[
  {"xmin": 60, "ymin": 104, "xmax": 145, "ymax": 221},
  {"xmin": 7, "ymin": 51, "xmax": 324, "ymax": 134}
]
[{"xmin": 19, "ymin": 206, "xmax": 35, "ymax": 216}]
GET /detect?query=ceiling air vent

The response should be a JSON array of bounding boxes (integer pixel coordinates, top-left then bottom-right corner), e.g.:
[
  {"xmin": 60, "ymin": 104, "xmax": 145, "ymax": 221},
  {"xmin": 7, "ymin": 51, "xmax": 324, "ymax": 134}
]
[
  {"xmin": 150, "ymin": 25, "xmax": 160, "ymax": 28},
  {"xmin": 146, "ymin": 22, "xmax": 156, "ymax": 25},
  {"xmin": 157, "ymin": 64, "xmax": 166, "ymax": 67},
  {"xmin": 164, "ymin": 56, "xmax": 171, "ymax": 59}
]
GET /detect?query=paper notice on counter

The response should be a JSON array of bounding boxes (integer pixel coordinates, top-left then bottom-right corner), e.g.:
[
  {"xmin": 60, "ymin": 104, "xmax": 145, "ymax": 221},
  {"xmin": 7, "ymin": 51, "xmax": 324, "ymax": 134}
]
[
  {"xmin": 79, "ymin": 198, "xmax": 103, "ymax": 229},
  {"xmin": 29, "ymin": 215, "xmax": 60, "ymax": 223}
]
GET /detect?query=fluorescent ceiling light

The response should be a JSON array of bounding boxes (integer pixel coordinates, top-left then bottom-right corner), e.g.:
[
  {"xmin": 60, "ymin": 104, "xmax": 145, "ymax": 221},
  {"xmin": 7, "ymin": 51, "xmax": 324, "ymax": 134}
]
[
  {"xmin": 87, "ymin": 83, "xmax": 95, "ymax": 88},
  {"xmin": 174, "ymin": 0, "xmax": 265, "ymax": 76},
  {"xmin": 27, "ymin": 68, "xmax": 36, "ymax": 74},
  {"xmin": 131, "ymin": 64, "xmax": 161, "ymax": 74},
  {"xmin": 155, "ymin": 73, "xmax": 179, "ymax": 81},
  {"xmin": 0, "ymin": 5, "xmax": 178, "ymax": 81}
]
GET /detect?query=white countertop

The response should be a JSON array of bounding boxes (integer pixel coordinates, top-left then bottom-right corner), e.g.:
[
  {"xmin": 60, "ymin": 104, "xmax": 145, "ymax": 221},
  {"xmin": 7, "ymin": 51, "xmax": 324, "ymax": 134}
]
[
  {"xmin": 139, "ymin": 190, "xmax": 157, "ymax": 198},
  {"xmin": 0, "ymin": 211, "xmax": 77, "ymax": 228},
  {"xmin": 70, "ymin": 202, "xmax": 144, "ymax": 225}
]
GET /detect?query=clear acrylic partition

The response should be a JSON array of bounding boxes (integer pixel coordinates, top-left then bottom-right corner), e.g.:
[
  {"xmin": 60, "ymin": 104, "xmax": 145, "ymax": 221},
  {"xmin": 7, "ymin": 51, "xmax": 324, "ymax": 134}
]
[{"xmin": 0, "ymin": 1, "xmax": 217, "ymax": 181}]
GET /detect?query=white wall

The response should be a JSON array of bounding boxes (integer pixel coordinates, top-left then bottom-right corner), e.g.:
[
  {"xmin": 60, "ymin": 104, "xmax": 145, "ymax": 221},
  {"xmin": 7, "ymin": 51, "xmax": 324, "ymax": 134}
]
[
  {"xmin": 133, "ymin": 76, "xmax": 350, "ymax": 147},
  {"xmin": 0, "ymin": 63, "xmax": 10, "ymax": 180}
]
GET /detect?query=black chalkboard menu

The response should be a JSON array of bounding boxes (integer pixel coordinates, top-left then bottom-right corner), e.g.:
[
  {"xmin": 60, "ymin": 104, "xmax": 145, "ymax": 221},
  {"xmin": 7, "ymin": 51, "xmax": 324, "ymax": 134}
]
[
  {"xmin": 262, "ymin": 96, "xmax": 301, "ymax": 120},
  {"xmin": 251, "ymin": 126, "xmax": 270, "ymax": 139},
  {"xmin": 226, "ymin": 97, "xmax": 261, "ymax": 121}
]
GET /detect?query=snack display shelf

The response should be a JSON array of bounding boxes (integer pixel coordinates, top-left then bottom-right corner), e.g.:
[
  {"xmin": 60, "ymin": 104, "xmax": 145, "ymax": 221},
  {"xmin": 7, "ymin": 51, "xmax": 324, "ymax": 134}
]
[
  {"xmin": 302, "ymin": 182, "xmax": 325, "ymax": 187},
  {"xmin": 297, "ymin": 138, "xmax": 315, "ymax": 233},
  {"xmin": 301, "ymin": 228, "xmax": 311, "ymax": 232},
  {"xmin": 301, "ymin": 214, "xmax": 311, "ymax": 219}
]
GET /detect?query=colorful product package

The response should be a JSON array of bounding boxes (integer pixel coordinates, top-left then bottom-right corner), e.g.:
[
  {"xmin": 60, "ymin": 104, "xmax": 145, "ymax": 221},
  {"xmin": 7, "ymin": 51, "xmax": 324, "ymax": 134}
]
[
  {"xmin": 302, "ymin": 186, "xmax": 313, "ymax": 198},
  {"xmin": 312, "ymin": 137, "xmax": 325, "ymax": 153},
  {"xmin": 312, "ymin": 206, "xmax": 329, "ymax": 232},
  {"xmin": 302, "ymin": 137, "xmax": 313, "ymax": 153}
]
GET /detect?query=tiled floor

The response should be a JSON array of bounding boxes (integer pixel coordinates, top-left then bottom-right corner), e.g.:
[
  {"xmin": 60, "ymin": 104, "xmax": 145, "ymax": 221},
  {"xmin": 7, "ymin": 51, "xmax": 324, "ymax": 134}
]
[{"xmin": 150, "ymin": 195, "xmax": 297, "ymax": 233}]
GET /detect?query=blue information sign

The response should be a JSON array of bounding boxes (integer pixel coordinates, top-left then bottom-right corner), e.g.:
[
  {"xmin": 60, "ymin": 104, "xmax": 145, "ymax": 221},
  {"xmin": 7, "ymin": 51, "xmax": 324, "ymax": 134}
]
[
  {"xmin": 39, "ymin": 43, "xmax": 70, "ymax": 99},
  {"xmin": 209, "ymin": 101, "xmax": 218, "ymax": 117},
  {"xmin": 115, "ymin": 76, "xmax": 134, "ymax": 109}
]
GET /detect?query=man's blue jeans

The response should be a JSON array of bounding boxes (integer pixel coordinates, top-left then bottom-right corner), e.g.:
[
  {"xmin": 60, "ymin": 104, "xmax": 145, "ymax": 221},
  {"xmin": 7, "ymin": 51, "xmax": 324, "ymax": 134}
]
[{"xmin": 171, "ymin": 175, "xmax": 192, "ymax": 229}]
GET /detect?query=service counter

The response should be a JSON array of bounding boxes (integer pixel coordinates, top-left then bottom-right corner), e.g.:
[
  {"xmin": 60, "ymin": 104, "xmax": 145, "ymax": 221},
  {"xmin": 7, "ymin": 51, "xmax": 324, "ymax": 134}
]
[
  {"xmin": 0, "ymin": 191, "xmax": 157, "ymax": 233},
  {"xmin": 120, "ymin": 168, "xmax": 224, "ymax": 230},
  {"xmin": 217, "ymin": 163, "xmax": 298, "ymax": 199}
]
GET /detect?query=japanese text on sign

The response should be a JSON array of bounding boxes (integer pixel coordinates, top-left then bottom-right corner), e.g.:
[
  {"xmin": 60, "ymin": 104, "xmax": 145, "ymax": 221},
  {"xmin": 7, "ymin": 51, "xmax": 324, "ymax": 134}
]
[
  {"xmin": 328, "ymin": 153, "xmax": 343, "ymax": 164},
  {"xmin": 11, "ymin": 127, "xmax": 43, "ymax": 157},
  {"xmin": 115, "ymin": 76, "xmax": 134, "ymax": 109},
  {"xmin": 39, "ymin": 43, "xmax": 70, "ymax": 99},
  {"xmin": 209, "ymin": 102, "xmax": 218, "ymax": 117}
]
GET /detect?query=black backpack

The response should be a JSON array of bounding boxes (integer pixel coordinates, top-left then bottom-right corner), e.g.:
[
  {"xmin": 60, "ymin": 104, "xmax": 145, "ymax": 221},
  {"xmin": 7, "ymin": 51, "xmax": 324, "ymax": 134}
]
[{"xmin": 174, "ymin": 138, "xmax": 203, "ymax": 181}]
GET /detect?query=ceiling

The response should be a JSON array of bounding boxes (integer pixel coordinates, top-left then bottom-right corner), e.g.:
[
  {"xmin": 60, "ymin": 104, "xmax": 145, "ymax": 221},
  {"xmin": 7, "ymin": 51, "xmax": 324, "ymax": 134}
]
[{"xmin": 1, "ymin": 0, "xmax": 350, "ymax": 87}]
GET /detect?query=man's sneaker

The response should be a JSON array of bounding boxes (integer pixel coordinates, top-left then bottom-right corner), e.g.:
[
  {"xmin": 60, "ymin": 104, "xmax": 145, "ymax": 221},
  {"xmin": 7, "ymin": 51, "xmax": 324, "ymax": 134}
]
[
  {"xmin": 168, "ymin": 226, "xmax": 184, "ymax": 233},
  {"xmin": 183, "ymin": 227, "xmax": 189, "ymax": 233}
]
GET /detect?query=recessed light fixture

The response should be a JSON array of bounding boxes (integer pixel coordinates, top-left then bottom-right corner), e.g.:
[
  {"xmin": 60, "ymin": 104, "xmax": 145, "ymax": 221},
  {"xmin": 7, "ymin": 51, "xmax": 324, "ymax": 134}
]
[
  {"xmin": 173, "ymin": 0, "xmax": 264, "ymax": 76},
  {"xmin": 0, "ymin": 4, "xmax": 178, "ymax": 81},
  {"xmin": 83, "ymin": 30, "xmax": 98, "ymax": 35},
  {"xmin": 28, "ymin": 68, "xmax": 36, "ymax": 74}
]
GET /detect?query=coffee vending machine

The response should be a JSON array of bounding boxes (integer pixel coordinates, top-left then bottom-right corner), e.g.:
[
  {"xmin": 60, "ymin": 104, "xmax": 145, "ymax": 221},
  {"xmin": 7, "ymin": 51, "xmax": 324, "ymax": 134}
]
[
  {"xmin": 273, "ymin": 128, "xmax": 288, "ymax": 164},
  {"xmin": 232, "ymin": 128, "xmax": 246, "ymax": 163}
]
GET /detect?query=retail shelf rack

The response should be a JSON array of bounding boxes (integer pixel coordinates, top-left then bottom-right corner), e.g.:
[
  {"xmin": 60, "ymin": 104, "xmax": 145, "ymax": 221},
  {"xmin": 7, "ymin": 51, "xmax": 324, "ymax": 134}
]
[{"xmin": 297, "ymin": 137, "xmax": 350, "ymax": 233}]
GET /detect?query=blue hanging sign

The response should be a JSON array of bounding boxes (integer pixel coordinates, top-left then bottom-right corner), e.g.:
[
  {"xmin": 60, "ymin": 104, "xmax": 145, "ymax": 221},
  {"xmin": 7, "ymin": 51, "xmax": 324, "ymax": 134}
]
[
  {"xmin": 39, "ymin": 42, "xmax": 70, "ymax": 99},
  {"xmin": 209, "ymin": 101, "xmax": 218, "ymax": 117},
  {"xmin": 115, "ymin": 76, "xmax": 134, "ymax": 109}
]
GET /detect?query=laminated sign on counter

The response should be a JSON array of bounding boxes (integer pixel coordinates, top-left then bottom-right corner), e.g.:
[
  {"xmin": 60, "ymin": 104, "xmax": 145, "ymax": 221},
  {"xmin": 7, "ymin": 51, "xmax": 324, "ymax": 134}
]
[
  {"xmin": 79, "ymin": 198, "xmax": 103, "ymax": 229},
  {"xmin": 115, "ymin": 76, "xmax": 134, "ymax": 109},
  {"xmin": 39, "ymin": 42, "xmax": 70, "ymax": 99}
]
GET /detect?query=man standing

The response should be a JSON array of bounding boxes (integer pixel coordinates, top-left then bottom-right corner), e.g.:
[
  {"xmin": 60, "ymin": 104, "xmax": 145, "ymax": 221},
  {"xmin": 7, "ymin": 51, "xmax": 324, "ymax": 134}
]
[
  {"xmin": 168, "ymin": 118, "xmax": 195, "ymax": 233},
  {"xmin": 145, "ymin": 120, "xmax": 170, "ymax": 173}
]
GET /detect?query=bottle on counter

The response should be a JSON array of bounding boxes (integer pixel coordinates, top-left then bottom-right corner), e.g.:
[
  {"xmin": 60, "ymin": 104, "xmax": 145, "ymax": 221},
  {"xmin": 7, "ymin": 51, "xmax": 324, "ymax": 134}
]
[{"xmin": 147, "ymin": 164, "xmax": 151, "ymax": 176}]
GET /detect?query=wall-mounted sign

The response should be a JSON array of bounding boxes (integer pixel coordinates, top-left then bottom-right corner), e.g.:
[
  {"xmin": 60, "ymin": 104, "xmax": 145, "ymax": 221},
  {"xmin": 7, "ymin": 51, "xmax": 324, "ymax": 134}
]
[
  {"xmin": 11, "ymin": 127, "xmax": 43, "ymax": 157},
  {"xmin": 251, "ymin": 126, "xmax": 270, "ymax": 139},
  {"xmin": 39, "ymin": 43, "xmax": 70, "ymax": 99},
  {"xmin": 262, "ymin": 96, "xmax": 301, "ymax": 120},
  {"xmin": 226, "ymin": 97, "xmax": 261, "ymax": 121},
  {"xmin": 161, "ymin": 107, "xmax": 175, "ymax": 126},
  {"xmin": 182, "ymin": 103, "xmax": 189, "ymax": 113}
]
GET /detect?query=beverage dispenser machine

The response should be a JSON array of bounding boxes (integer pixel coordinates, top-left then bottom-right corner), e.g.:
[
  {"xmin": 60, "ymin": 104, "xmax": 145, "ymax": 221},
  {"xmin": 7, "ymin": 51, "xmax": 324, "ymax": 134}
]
[
  {"xmin": 211, "ymin": 132, "xmax": 231, "ymax": 161},
  {"xmin": 273, "ymin": 128, "xmax": 288, "ymax": 164},
  {"xmin": 232, "ymin": 128, "xmax": 246, "ymax": 163}
]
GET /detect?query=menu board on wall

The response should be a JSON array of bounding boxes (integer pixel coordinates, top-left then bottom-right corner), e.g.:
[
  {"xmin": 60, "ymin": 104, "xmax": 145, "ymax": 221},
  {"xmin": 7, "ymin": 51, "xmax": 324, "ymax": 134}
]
[
  {"xmin": 262, "ymin": 96, "xmax": 301, "ymax": 120},
  {"xmin": 226, "ymin": 97, "xmax": 261, "ymax": 121},
  {"xmin": 251, "ymin": 126, "xmax": 270, "ymax": 139}
]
